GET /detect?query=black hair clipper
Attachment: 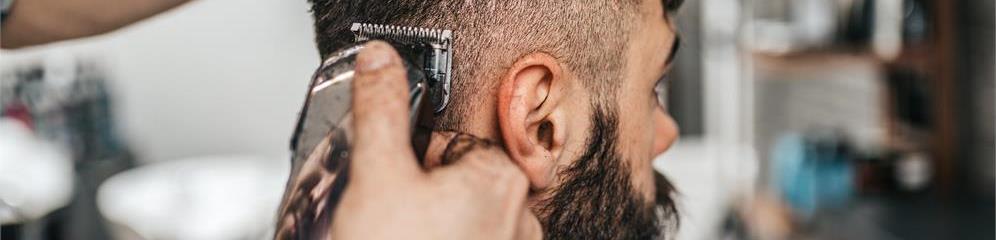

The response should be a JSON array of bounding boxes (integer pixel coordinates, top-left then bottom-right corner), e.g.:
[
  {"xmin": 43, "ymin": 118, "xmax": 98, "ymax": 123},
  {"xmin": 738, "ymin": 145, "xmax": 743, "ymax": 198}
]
[{"xmin": 274, "ymin": 23, "xmax": 453, "ymax": 240}]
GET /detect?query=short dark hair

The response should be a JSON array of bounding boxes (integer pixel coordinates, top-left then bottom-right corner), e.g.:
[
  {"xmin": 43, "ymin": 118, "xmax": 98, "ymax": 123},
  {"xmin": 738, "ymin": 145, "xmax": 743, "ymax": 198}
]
[{"xmin": 309, "ymin": 0, "xmax": 682, "ymax": 130}]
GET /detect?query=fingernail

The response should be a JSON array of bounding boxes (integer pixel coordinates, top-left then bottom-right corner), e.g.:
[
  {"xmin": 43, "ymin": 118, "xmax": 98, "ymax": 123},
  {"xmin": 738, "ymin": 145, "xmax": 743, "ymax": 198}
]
[{"xmin": 356, "ymin": 42, "xmax": 395, "ymax": 72}]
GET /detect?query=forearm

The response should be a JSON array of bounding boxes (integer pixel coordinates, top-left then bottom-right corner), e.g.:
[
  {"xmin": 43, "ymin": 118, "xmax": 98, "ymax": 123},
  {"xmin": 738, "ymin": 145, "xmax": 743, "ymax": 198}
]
[{"xmin": 1, "ymin": 0, "xmax": 189, "ymax": 49}]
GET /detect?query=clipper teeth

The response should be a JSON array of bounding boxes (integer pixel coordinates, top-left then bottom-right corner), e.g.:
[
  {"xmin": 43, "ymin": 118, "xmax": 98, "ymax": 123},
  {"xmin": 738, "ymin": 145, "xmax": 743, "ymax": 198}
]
[
  {"xmin": 349, "ymin": 23, "xmax": 454, "ymax": 113},
  {"xmin": 350, "ymin": 23, "xmax": 452, "ymax": 45}
]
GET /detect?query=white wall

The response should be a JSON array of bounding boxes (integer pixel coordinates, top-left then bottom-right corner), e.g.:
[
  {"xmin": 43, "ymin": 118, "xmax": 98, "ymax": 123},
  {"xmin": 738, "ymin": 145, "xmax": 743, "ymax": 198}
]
[{"xmin": 1, "ymin": 0, "xmax": 319, "ymax": 163}]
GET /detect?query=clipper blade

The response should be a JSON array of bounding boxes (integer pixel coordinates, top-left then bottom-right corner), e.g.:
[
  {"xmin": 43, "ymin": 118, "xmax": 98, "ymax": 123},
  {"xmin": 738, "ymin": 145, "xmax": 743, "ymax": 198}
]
[{"xmin": 350, "ymin": 23, "xmax": 453, "ymax": 113}]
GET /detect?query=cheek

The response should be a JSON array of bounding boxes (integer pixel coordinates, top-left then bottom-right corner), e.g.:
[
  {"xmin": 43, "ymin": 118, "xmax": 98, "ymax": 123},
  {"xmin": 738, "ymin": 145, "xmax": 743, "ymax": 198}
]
[
  {"xmin": 615, "ymin": 95, "xmax": 656, "ymax": 158},
  {"xmin": 629, "ymin": 110, "xmax": 678, "ymax": 201},
  {"xmin": 615, "ymin": 92, "xmax": 662, "ymax": 201}
]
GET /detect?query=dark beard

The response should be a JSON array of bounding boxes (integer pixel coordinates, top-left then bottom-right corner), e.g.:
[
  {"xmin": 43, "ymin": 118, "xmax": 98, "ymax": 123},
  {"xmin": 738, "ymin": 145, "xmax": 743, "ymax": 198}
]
[{"xmin": 538, "ymin": 106, "xmax": 679, "ymax": 240}]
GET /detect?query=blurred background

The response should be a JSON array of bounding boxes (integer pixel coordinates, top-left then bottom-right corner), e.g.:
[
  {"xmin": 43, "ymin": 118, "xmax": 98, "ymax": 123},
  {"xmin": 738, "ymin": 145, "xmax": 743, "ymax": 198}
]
[{"xmin": 0, "ymin": 0, "xmax": 993, "ymax": 239}]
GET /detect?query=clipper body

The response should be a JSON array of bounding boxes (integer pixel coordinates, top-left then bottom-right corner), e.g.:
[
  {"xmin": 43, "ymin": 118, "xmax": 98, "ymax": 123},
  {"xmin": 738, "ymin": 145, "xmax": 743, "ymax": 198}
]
[{"xmin": 274, "ymin": 23, "xmax": 453, "ymax": 240}]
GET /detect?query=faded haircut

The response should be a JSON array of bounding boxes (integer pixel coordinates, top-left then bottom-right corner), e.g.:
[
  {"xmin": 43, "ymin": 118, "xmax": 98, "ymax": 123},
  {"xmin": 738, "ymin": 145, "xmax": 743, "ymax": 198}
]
[{"xmin": 309, "ymin": 0, "xmax": 682, "ymax": 131}]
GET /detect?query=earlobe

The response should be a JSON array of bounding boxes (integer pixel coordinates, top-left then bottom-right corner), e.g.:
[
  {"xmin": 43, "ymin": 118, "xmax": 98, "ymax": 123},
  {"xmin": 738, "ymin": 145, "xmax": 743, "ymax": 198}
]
[{"xmin": 497, "ymin": 53, "xmax": 567, "ymax": 190}]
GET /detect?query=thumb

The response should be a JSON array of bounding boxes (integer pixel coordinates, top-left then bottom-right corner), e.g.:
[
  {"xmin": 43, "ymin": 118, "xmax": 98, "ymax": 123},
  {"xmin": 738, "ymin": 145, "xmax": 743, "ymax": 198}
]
[{"xmin": 350, "ymin": 41, "xmax": 419, "ymax": 178}]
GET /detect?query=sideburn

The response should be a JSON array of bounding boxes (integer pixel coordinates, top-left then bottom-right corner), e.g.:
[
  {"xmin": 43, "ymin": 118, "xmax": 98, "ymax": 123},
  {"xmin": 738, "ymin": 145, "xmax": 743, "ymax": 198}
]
[{"xmin": 537, "ymin": 104, "xmax": 678, "ymax": 240}]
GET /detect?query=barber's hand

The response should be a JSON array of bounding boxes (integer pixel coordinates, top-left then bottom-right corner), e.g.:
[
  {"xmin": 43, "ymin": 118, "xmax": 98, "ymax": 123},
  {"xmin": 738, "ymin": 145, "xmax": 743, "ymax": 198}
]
[{"xmin": 330, "ymin": 41, "xmax": 542, "ymax": 240}]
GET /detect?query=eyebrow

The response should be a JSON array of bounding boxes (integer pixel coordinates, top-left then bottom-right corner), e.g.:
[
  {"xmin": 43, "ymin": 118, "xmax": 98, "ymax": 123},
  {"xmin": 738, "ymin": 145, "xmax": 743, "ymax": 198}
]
[{"xmin": 665, "ymin": 35, "xmax": 681, "ymax": 66}]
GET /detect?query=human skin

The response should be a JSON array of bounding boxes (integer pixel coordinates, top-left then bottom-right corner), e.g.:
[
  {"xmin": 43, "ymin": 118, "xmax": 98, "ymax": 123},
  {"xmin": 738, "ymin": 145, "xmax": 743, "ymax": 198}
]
[
  {"xmin": 420, "ymin": 0, "xmax": 680, "ymax": 213},
  {"xmin": 326, "ymin": 0, "xmax": 680, "ymax": 237},
  {"xmin": 0, "ymin": 0, "xmax": 189, "ymax": 48},
  {"xmin": 328, "ymin": 41, "xmax": 542, "ymax": 240}
]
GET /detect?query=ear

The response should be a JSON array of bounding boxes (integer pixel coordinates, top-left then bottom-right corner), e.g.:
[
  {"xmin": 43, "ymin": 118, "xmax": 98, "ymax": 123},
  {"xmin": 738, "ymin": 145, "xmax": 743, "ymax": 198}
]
[{"xmin": 497, "ymin": 53, "xmax": 567, "ymax": 190}]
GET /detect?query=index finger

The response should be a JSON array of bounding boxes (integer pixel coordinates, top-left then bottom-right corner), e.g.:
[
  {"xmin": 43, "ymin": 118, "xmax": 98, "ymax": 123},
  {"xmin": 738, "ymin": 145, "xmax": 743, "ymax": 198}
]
[
  {"xmin": 427, "ymin": 132, "xmax": 535, "ymax": 238},
  {"xmin": 426, "ymin": 132, "xmax": 528, "ymax": 193},
  {"xmin": 350, "ymin": 41, "xmax": 419, "ymax": 177}
]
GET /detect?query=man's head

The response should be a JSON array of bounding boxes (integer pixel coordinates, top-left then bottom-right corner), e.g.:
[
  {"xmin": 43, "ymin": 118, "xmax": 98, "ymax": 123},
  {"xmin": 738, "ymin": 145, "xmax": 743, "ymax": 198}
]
[{"xmin": 311, "ymin": 0, "xmax": 683, "ymax": 238}]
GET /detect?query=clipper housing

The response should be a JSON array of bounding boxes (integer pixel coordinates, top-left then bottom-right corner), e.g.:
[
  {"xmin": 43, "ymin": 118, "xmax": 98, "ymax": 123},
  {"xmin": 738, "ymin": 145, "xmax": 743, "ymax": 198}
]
[{"xmin": 275, "ymin": 23, "xmax": 455, "ymax": 240}]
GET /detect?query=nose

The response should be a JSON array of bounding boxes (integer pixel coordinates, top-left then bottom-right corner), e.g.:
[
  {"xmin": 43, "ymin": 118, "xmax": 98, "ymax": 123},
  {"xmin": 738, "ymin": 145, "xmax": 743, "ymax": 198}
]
[{"xmin": 652, "ymin": 107, "xmax": 679, "ymax": 156}]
